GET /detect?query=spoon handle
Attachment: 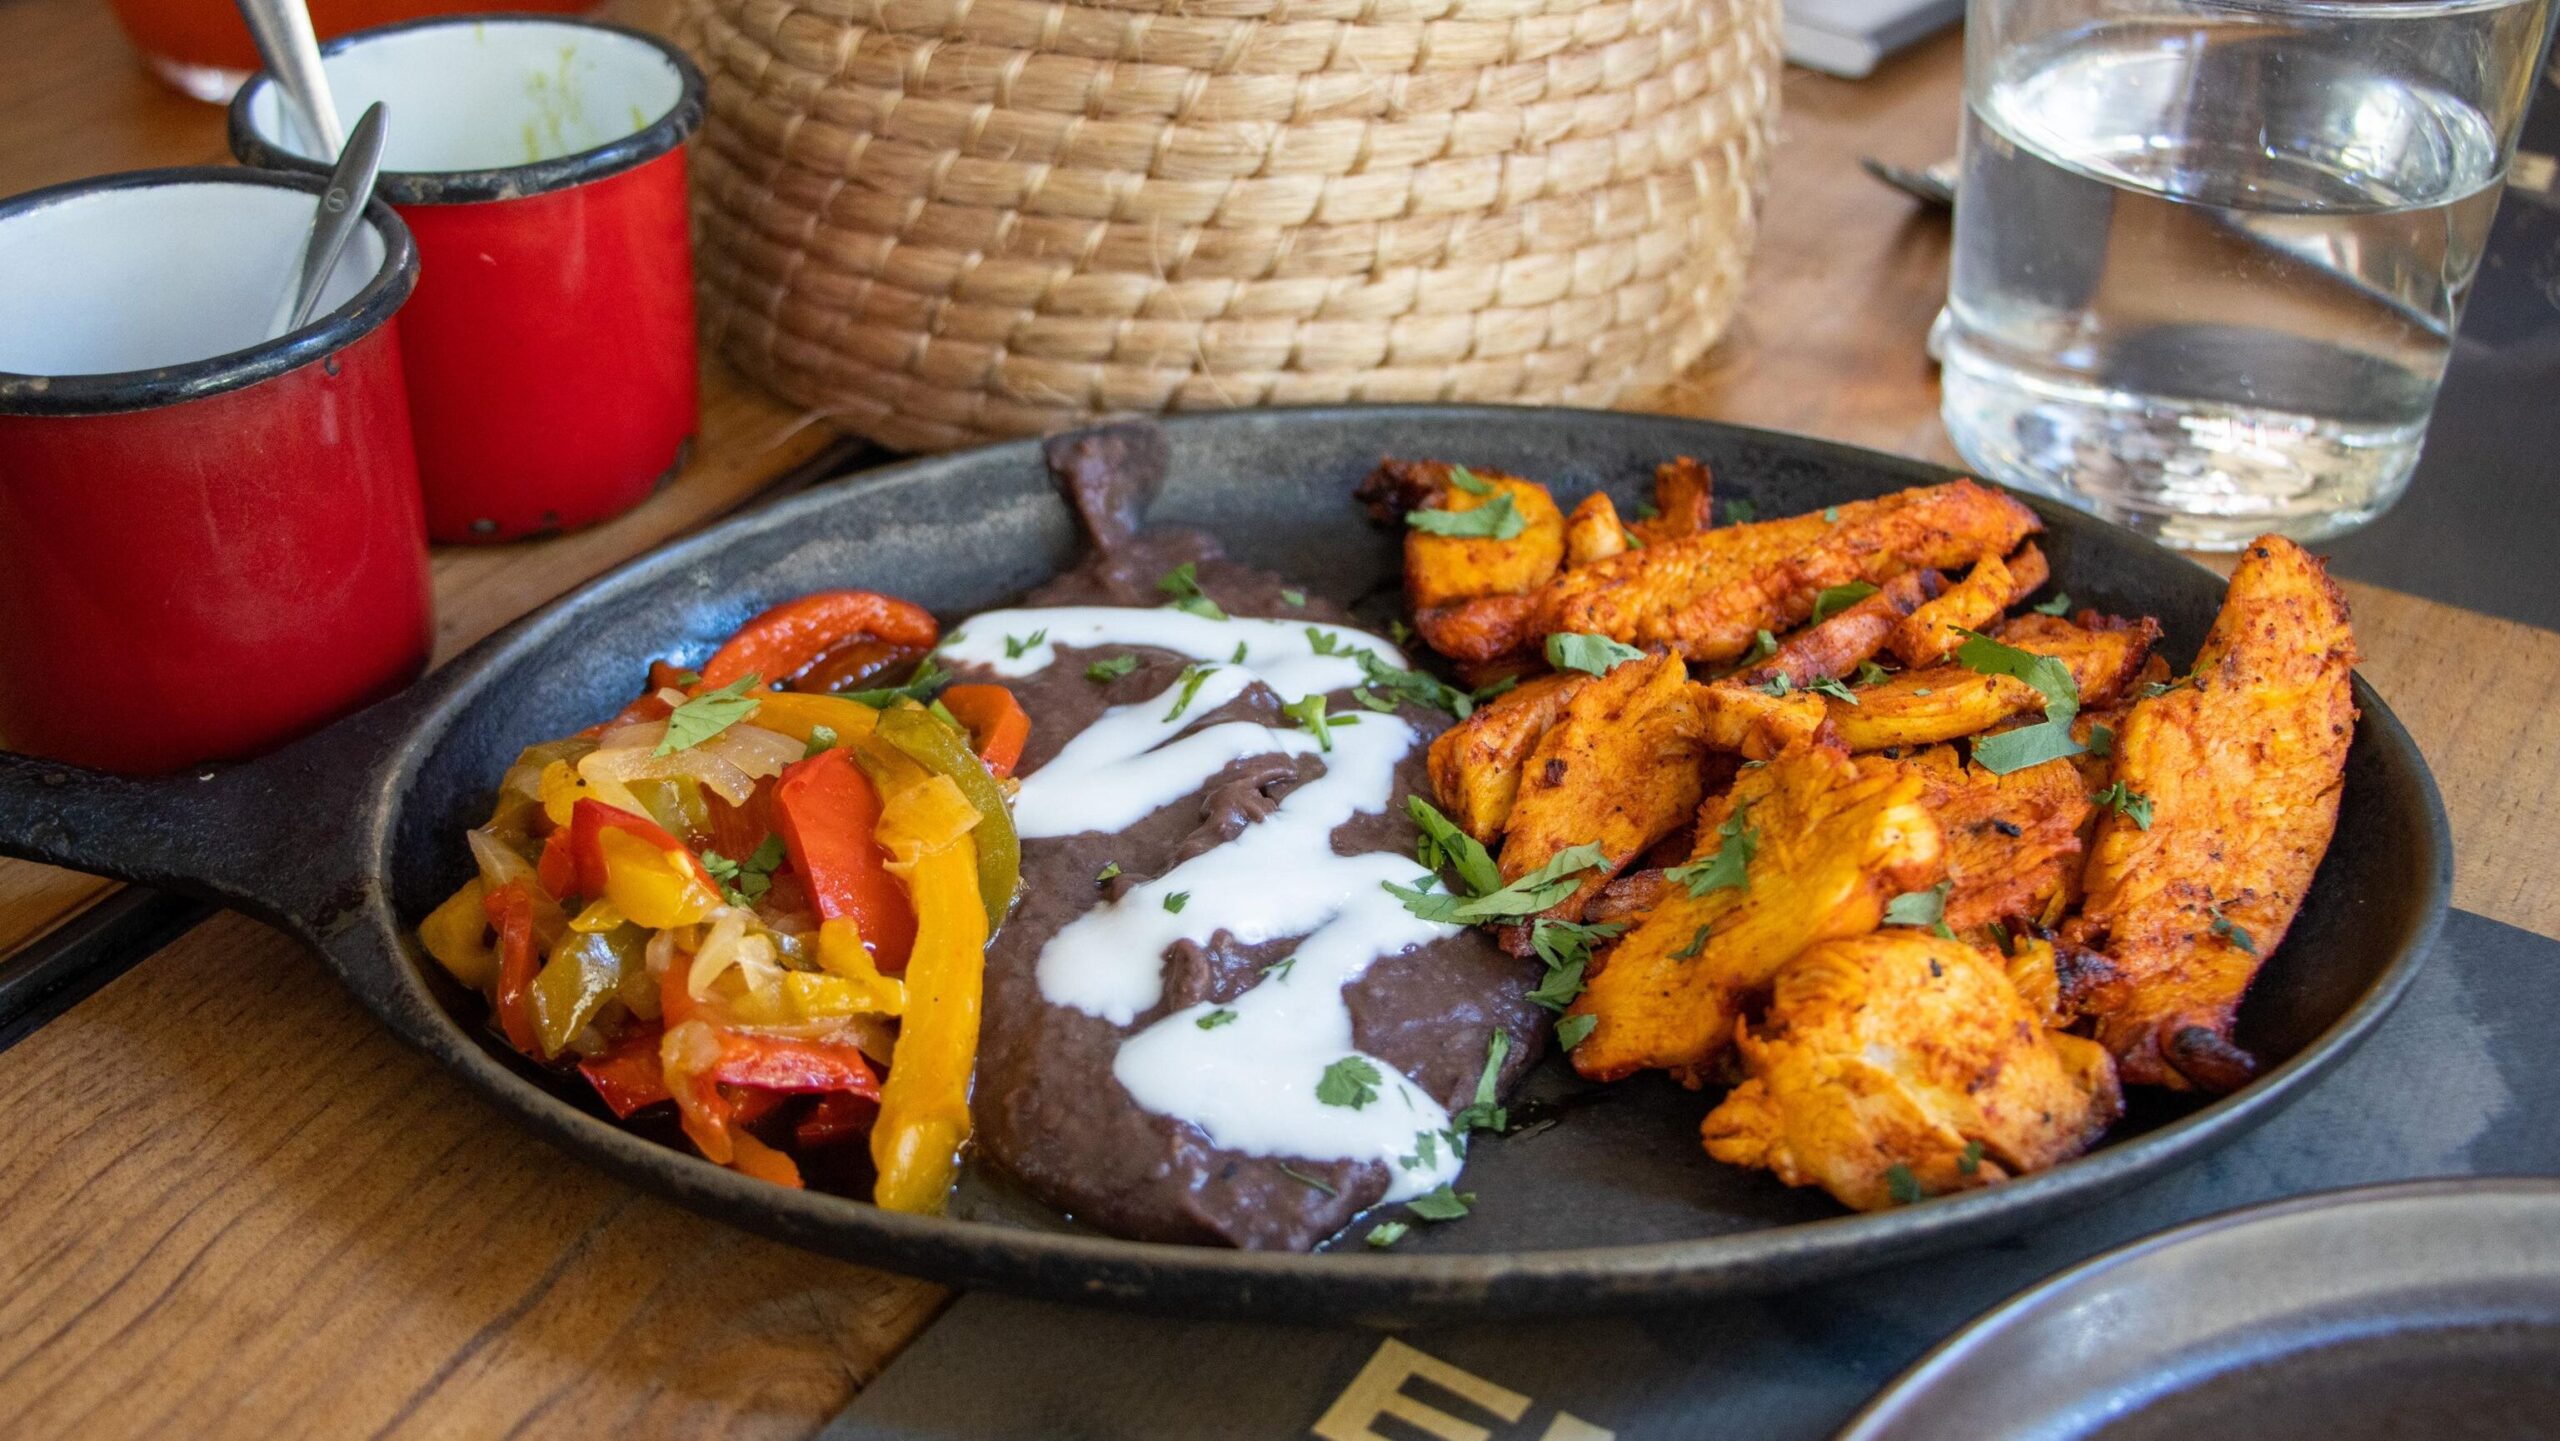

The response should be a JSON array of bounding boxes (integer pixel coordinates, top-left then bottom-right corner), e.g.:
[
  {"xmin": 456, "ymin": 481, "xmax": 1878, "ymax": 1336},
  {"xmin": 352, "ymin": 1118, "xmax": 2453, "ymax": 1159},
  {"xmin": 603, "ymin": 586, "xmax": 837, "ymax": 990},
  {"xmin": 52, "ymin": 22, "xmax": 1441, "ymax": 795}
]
[
  {"xmin": 283, "ymin": 102, "xmax": 388, "ymax": 335},
  {"xmin": 232, "ymin": 0, "xmax": 343, "ymax": 154}
]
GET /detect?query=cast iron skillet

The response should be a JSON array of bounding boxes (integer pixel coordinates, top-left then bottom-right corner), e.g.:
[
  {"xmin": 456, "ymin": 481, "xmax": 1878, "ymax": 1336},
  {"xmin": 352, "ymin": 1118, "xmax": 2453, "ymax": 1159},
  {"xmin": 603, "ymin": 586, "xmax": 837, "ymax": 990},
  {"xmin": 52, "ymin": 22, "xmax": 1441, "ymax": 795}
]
[{"xmin": 0, "ymin": 407, "xmax": 2450, "ymax": 1323}]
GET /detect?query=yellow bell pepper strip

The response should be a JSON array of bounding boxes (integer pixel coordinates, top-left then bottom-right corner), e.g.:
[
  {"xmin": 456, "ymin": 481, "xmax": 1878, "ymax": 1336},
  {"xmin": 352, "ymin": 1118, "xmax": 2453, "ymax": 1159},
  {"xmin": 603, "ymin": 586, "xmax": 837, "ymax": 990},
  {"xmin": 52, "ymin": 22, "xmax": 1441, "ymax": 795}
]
[
  {"xmin": 727, "ymin": 1130, "xmax": 805, "ymax": 1188},
  {"xmin": 815, "ymin": 918, "xmax": 906, "ymax": 1015},
  {"xmin": 724, "ymin": 967, "xmax": 906, "ymax": 1028},
  {"xmin": 483, "ymin": 881, "xmax": 544, "ymax": 1057},
  {"xmin": 419, "ymin": 878, "xmax": 497, "ymax": 990},
  {"xmin": 579, "ymin": 1022, "xmax": 671, "ymax": 1117},
  {"xmin": 738, "ymin": 690, "xmax": 882, "ymax": 749},
  {"xmin": 874, "ymin": 704, "xmax": 1020, "ymax": 929},
  {"xmin": 531, "ymin": 925, "xmax": 645, "ymax": 1059},
  {"xmin": 870, "ymin": 835, "xmax": 987, "ymax": 1214},
  {"xmin": 570, "ymin": 799, "xmax": 722, "ymax": 930},
  {"xmin": 774, "ymin": 748, "xmax": 917, "ymax": 969}
]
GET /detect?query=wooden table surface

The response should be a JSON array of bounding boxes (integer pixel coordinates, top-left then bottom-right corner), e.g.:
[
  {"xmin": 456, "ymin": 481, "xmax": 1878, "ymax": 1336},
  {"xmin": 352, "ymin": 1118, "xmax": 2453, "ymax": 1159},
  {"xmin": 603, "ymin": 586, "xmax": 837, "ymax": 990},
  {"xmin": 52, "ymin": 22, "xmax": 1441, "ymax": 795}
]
[{"xmin": 2, "ymin": 5, "xmax": 2554, "ymax": 1437}]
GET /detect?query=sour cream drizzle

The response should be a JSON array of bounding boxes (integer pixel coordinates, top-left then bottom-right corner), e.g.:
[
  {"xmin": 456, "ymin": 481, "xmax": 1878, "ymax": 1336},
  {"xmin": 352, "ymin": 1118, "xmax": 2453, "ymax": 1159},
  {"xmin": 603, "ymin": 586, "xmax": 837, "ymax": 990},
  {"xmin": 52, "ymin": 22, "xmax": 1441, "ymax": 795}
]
[{"xmin": 939, "ymin": 607, "xmax": 1466, "ymax": 1200}]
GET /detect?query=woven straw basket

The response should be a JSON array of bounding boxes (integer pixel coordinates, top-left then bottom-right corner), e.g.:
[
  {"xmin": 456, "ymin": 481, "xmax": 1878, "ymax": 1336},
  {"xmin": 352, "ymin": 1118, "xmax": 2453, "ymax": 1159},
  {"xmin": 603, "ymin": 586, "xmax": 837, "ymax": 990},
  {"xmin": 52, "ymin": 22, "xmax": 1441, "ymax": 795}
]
[{"xmin": 676, "ymin": 0, "xmax": 1782, "ymax": 453}]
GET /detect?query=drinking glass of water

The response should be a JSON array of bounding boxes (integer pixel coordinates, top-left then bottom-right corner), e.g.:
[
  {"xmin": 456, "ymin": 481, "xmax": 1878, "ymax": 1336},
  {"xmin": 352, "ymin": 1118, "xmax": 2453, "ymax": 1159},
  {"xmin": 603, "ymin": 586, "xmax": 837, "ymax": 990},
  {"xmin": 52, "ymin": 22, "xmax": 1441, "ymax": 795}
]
[{"xmin": 1940, "ymin": 0, "xmax": 2553, "ymax": 548}]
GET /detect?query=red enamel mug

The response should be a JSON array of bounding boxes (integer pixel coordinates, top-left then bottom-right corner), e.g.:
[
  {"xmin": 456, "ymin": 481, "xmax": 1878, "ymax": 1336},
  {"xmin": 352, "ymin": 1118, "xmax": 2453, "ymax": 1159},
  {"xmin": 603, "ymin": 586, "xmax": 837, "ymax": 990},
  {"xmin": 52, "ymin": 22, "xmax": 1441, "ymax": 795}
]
[
  {"xmin": 0, "ymin": 167, "xmax": 433, "ymax": 775},
  {"xmin": 229, "ymin": 15, "xmax": 706, "ymax": 543}
]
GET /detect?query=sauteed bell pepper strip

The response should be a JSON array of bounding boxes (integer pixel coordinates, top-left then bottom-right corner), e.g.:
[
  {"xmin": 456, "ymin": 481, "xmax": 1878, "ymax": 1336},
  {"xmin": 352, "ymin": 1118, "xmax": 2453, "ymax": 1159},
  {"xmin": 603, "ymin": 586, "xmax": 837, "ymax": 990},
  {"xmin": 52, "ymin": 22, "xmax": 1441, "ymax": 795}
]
[
  {"xmin": 773, "ymin": 748, "xmax": 918, "ymax": 969},
  {"xmin": 736, "ymin": 690, "xmax": 882, "ymax": 749},
  {"xmin": 484, "ymin": 881, "xmax": 544, "ymax": 1056},
  {"xmin": 419, "ymin": 878, "xmax": 497, "ymax": 990},
  {"xmin": 699, "ymin": 590, "xmax": 940, "ymax": 691},
  {"xmin": 536, "ymin": 830, "xmax": 579, "ymax": 901},
  {"xmin": 579, "ymin": 1021, "xmax": 672, "ymax": 1118},
  {"xmin": 796, "ymin": 1092, "xmax": 876, "ymax": 1148},
  {"xmin": 870, "ymin": 833, "xmax": 987, "ymax": 1214},
  {"xmin": 531, "ymin": 926, "xmax": 645, "ymax": 1058},
  {"xmin": 873, "ymin": 705, "xmax": 1020, "ymax": 928},
  {"xmin": 664, "ymin": 1019, "xmax": 884, "ymax": 1166},
  {"xmin": 938, "ymin": 684, "xmax": 1032, "ymax": 778},
  {"xmin": 570, "ymin": 800, "xmax": 723, "ymax": 930}
]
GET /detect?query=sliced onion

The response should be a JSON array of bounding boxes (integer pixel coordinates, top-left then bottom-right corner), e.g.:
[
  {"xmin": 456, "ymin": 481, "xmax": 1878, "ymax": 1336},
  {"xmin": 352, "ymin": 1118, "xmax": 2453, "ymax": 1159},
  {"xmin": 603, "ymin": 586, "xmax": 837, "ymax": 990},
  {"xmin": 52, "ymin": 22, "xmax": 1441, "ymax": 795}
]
[
  {"xmin": 577, "ymin": 722, "xmax": 799, "ymax": 808},
  {"xmin": 466, "ymin": 827, "xmax": 539, "ymax": 895},
  {"xmin": 687, "ymin": 906, "xmax": 785, "ymax": 1002}
]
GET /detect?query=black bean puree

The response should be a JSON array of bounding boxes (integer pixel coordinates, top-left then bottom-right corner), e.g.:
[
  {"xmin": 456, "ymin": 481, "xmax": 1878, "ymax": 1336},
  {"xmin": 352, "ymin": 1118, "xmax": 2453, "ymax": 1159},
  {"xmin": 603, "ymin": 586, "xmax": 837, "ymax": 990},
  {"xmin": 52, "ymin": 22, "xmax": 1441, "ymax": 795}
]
[{"xmin": 952, "ymin": 429, "xmax": 1546, "ymax": 1250}]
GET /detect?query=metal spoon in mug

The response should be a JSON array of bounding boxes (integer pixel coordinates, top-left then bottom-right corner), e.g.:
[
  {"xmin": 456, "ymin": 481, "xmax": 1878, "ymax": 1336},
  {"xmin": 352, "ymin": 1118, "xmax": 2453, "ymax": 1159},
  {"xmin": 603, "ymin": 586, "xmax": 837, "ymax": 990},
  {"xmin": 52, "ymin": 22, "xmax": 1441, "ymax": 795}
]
[
  {"xmin": 231, "ymin": 0, "xmax": 342, "ymax": 155},
  {"xmin": 274, "ymin": 101, "xmax": 388, "ymax": 337}
]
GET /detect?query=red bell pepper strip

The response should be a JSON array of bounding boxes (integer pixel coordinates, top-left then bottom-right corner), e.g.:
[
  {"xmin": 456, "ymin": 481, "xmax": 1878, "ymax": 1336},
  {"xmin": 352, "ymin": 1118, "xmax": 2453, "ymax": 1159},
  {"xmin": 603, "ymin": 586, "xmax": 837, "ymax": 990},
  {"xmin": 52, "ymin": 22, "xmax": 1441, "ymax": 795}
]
[
  {"xmin": 578, "ymin": 1022, "xmax": 672, "ymax": 1117},
  {"xmin": 796, "ymin": 1091, "xmax": 878, "ymax": 1149},
  {"xmin": 938, "ymin": 684, "xmax": 1032, "ymax": 778},
  {"xmin": 536, "ymin": 828, "xmax": 579, "ymax": 901},
  {"xmin": 772, "ymin": 749, "xmax": 917, "ymax": 970},
  {"xmin": 699, "ymin": 590, "xmax": 939, "ymax": 691},
  {"xmin": 667, "ymin": 1019, "xmax": 882, "ymax": 1167},
  {"xmin": 728, "ymin": 1131, "xmax": 804, "ymax": 1188},
  {"xmin": 483, "ymin": 881, "xmax": 543, "ymax": 1057}
]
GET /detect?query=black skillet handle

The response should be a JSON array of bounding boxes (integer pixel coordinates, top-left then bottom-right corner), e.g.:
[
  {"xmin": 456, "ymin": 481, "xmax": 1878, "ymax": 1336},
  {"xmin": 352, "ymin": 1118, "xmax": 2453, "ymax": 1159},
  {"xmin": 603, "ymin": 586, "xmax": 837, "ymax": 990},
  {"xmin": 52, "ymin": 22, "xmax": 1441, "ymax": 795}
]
[{"xmin": 0, "ymin": 702, "xmax": 396, "ymax": 943}]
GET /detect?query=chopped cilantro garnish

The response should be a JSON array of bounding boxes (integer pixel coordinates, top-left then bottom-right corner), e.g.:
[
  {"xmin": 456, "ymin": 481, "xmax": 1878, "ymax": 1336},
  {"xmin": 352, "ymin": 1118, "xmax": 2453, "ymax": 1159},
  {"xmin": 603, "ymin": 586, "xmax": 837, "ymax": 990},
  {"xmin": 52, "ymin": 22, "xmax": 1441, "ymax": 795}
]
[
  {"xmin": 1407, "ymin": 797, "xmax": 1502, "ymax": 896},
  {"xmin": 1448, "ymin": 1032, "xmax": 1511, "ymax": 1136},
  {"xmin": 1282, "ymin": 694, "xmax": 1333, "ymax": 751},
  {"xmin": 2033, "ymin": 592, "xmax": 2073, "ymax": 617},
  {"xmin": 1634, "ymin": 498, "xmax": 1662, "ymax": 521},
  {"xmin": 1759, "ymin": 672, "xmax": 1794, "ymax": 698},
  {"xmin": 1807, "ymin": 676, "xmax": 1860, "ymax": 705},
  {"xmin": 1448, "ymin": 464, "xmax": 1494, "ymax": 496},
  {"xmin": 1407, "ymin": 1185, "xmax": 1474, "ymax": 1221},
  {"xmin": 1003, "ymin": 628, "xmax": 1048, "ymax": 659},
  {"xmin": 1162, "ymin": 664, "xmax": 1213, "ymax": 721},
  {"xmin": 1365, "ymin": 1221, "xmax": 1410, "ymax": 1248},
  {"xmin": 1525, "ymin": 918, "xmax": 1624, "ymax": 1011},
  {"xmin": 1085, "ymin": 654, "xmax": 1140, "ymax": 684},
  {"xmin": 700, "ymin": 833, "xmax": 786, "ymax": 907},
  {"xmin": 803, "ymin": 724, "xmax": 840, "ymax": 759},
  {"xmin": 1668, "ymin": 809, "xmax": 1759, "ymax": 897},
  {"xmin": 1383, "ymin": 843, "xmax": 1607, "ymax": 925},
  {"xmin": 1197, "ymin": 1007, "xmax": 1237, "ymax": 1030},
  {"xmin": 1555, "ymin": 1013, "xmax": 1597, "ymax": 1050},
  {"xmin": 1958, "ymin": 1140, "xmax": 1985, "ymax": 1176},
  {"xmin": 1954, "ymin": 629, "xmax": 2085, "ymax": 774},
  {"xmin": 1854, "ymin": 660, "xmax": 1891, "ymax": 687},
  {"xmin": 2087, "ymin": 723, "xmax": 2116, "ymax": 758},
  {"xmin": 1281, "ymin": 588, "xmax": 1307, "ymax": 608},
  {"xmin": 1276, "ymin": 1164, "xmax": 1336, "ymax": 1196},
  {"xmin": 657, "ymin": 673, "xmax": 764, "ymax": 756},
  {"xmin": 1822, "ymin": 505, "xmax": 1843, "ymax": 524},
  {"xmin": 1156, "ymin": 562, "xmax": 1227, "ymax": 620},
  {"xmin": 1315, "ymin": 1056, "xmax": 1383, "ymax": 1110},
  {"xmin": 1742, "ymin": 628, "xmax": 1779, "ymax": 665},
  {"xmin": 844, "ymin": 656, "xmax": 947, "ymax": 709},
  {"xmin": 1163, "ymin": 891, "xmax": 1190, "ymax": 914},
  {"xmin": 1671, "ymin": 923, "xmax": 1713, "ymax": 959},
  {"xmin": 2092, "ymin": 780, "xmax": 2154, "ymax": 828},
  {"xmin": 1545, "ymin": 632, "xmax": 1646, "ymax": 676},
  {"xmin": 1096, "ymin": 861, "xmax": 1122, "ymax": 884},
  {"xmin": 1883, "ymin": 880, "xmax": 1956, "ymax": 939},
  {"xmin": 2142, "ymin": 677, "xmax": 2193, "ymax": 700},
  {"xmin": 1885, "ymin": 1163, "xmax": 1924, "ymax": 1205},
  {"xmin": 1724, "ymin": 499, "xmax": 1758, "ymax": 524},
  {"xmin": 1407, "ymin": 491, "xmax": 1525, "ymax": 540},
  {"xmin": 1231, "ymin": 641, "xmax": 1248, "ymax": 664},
  {"xmin": 1812, "ymin": 581, "xmax": 1879, "ymax": 622},
  {"xmin": 2212, "ymin": 911, "xmax": 2258, "ymax": 955}
]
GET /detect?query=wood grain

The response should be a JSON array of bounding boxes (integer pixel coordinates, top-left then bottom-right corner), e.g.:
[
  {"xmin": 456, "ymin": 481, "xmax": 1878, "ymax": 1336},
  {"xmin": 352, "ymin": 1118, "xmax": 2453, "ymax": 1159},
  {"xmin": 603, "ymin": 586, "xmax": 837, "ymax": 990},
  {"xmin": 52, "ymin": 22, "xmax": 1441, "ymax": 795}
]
[{"xmin": 2, "ymin": 9, "xmax": 2554, "ymax": 1441}]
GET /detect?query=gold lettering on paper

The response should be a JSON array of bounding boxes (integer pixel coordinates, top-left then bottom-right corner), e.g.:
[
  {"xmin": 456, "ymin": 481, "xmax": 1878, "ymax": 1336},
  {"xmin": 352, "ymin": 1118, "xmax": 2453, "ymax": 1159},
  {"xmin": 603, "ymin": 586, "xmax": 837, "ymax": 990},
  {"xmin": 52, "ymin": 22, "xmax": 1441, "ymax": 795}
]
[{"xmin": 1308, "ymin": 1338, "xmax": 1614, "ymax": 1441}]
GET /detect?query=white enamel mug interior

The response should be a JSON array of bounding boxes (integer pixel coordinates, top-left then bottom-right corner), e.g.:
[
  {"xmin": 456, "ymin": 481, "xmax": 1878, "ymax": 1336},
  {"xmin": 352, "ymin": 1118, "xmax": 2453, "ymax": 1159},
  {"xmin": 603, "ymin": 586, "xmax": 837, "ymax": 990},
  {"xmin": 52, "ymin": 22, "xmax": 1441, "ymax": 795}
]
[
  {"xmin": 240, "ymin": 18, "xmax": 686, "ymax": 173},
  {"xmin": 0, "ymin": 175, "xmax": 393, "ymax": 381}
]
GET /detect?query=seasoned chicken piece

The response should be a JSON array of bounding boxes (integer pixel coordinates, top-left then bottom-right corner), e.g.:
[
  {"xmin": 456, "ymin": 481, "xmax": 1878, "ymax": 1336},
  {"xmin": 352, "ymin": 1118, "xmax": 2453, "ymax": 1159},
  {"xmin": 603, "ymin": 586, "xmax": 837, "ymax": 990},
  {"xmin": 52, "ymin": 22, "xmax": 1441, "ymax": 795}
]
[
  {"xmin": 1424, "ymin": 671, "xmax": 1589, "ymax": 842},
  {"xmin": 2062, "ymin": 537, "xmax": 2357, "ymax": 1092},
  {"xmin": 2067, "ymin": 653, "xmax": 2169, "ymax": 792},
  {"xmin": 1693, "ymin": 680, "xmax": 1831, "ymax": 760},
  {"xmin": 1891, "ymin": 543, "xmax": 2052, "ymax": 667},
  {"xmin": 1564, "ymin": 492, "xmax": 1632, "ymax": 567},
  {"xmin": 1419, "ymin": 480, "xmax": 2040, "ymax": 663},
  {"xmin": 1357, "ymin": 460, "xmax": 1566, "ymax": 610},
  {"xmin": 2002, "ymin": 935, "xmax": 2122, "ymax": 1031},
  {"xmin": 1701, "ymin": 932, "xmax": 2123, "ymax": 1212},
  {"xmin": 1904, "ymin": 747, "xmax": 2091, "ymax": 935},
  {"xmin": 1826, "ymin": 613, "xmax": 2161, "ymax": 753},
  {"xmin": 1630, "ymin": 456, "xmax": 1715, "ymax": 544},
  {"xmin": 1416, "ymin": 593, "xmax": 1538, "ymax": 666},
  {"xmin": 1498, "ymin": 655, "xmax": 1706, "ymax": 919},
  {"xmin": 1741, "ymin": 569, "xmax": 1945, "ymax": 688},
  {"xmin": 1568, "ymin": 744, "xmax": 1944, "ymax": 1084},
  {"xmin": 1585, "ymin": 867, "xmax": 1674, "ymax": 930}
]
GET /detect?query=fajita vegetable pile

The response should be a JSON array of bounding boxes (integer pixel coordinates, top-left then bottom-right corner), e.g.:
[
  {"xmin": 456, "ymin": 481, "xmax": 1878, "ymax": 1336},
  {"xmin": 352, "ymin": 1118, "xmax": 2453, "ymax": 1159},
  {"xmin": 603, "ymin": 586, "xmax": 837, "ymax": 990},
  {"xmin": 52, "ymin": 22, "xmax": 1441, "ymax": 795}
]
[
  {"xmin": 1368, "ymin": 457, "xmax": 2358, "ymax": 1213},
  {"xmin": 418, "ymin": 590, "xmax": 1028, "ymax": 1210}
]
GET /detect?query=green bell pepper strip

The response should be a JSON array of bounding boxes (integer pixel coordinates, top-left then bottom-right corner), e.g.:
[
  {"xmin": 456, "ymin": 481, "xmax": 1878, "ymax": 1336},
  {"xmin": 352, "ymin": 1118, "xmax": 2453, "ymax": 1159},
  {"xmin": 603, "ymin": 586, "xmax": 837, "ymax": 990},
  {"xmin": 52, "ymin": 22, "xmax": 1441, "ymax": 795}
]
[{"xmin": 873, "ymin": 705, "xmax": 1020, "ymax": 929}]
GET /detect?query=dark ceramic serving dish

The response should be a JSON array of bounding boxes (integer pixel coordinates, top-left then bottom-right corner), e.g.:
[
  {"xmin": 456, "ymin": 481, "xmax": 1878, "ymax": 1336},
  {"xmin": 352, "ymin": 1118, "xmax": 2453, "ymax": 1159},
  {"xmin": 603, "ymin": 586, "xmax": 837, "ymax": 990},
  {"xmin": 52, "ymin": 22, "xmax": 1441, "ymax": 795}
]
[{"xmin": 0, "ymin": 408, "xmax": 2450, "ymax": 1322}]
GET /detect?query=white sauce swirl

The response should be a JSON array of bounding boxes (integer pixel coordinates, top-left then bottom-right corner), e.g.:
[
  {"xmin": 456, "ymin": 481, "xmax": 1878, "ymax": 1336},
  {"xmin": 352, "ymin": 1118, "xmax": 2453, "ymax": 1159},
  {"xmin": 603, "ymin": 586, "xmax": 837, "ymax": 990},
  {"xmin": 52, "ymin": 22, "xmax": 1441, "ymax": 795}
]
[{"xmin": 940, "ymin": 606, "xmax": 1466, "ymax": 1201}]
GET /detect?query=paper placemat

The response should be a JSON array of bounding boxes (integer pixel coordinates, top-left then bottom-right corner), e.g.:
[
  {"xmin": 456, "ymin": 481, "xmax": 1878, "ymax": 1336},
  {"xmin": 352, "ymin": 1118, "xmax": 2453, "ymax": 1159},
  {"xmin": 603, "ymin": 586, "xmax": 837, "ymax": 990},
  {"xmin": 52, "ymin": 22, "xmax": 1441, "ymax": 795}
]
[{"xmin": 825, "ymin": 908, "xmax": 2557, "ymax": 1441}]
